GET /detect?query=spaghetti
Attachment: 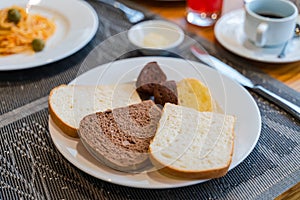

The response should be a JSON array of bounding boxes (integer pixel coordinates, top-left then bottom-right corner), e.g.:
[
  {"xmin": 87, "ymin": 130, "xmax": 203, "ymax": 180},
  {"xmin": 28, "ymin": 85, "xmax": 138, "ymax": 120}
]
[{"xmin": 0, "ymin": 5, "xmax": 56, "ymax": 55}]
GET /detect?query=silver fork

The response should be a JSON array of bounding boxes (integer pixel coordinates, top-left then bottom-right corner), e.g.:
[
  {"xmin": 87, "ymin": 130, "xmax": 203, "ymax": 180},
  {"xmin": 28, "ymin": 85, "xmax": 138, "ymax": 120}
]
[{"xmin": 94, "ymin": 0, "xmax": 146, "ymax": 24}]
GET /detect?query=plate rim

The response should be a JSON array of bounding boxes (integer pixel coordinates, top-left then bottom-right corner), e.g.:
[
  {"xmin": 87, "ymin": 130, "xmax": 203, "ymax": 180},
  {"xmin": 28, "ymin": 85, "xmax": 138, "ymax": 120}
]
[
  {"xmin": 49, "ymin": 56, "xmax": 262, "ymax": 189},
  {"xmin": 0, "ymin": 0, "xmax": 99, "ymax": 70},
  {"xmin": 215, "ymin": 9, "xmax": 300, "ymax": 63}
]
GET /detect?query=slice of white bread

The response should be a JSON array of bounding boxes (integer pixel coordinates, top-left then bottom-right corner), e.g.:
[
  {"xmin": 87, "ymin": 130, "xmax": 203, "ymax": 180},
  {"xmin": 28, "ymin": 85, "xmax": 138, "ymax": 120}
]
[
  {"xmin": 49, "ymin": 83, "xmax": 141, "ymax": 138},
  {"xmin": 177, "ymin": 78, "xmax": 223, "ymax": 113},
  {"xmin": 78, "ymin": 100, "xmax": 162, "ymax": 172},
  {"xmin": 149, "ymin": 103, "xmax": 235, "ymax": 179}
]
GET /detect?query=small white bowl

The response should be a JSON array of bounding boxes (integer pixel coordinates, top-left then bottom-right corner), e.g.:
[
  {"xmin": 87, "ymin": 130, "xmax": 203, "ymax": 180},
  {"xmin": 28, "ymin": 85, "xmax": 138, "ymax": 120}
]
[{"xmin": 128, "ymin": 20, "xmax": 184, "ymax": 55}]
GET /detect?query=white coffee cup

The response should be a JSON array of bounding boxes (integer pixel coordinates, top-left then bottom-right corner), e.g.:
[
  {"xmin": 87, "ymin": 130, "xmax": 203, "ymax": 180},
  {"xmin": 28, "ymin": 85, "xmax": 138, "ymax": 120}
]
[{"xmin": 244, "ymin": 0, "xmax": 298, "ymax": 47}]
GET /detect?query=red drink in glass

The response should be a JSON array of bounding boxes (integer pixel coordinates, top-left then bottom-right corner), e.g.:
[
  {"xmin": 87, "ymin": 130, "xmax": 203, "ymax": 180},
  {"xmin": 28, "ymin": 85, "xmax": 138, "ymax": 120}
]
[{"xmin": 187, "ymin": 0, "xmax": 223, "ymax": 26}]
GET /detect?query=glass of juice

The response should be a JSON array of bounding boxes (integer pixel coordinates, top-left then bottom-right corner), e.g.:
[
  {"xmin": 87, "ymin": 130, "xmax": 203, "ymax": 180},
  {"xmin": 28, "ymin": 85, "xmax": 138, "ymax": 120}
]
[{"xmin": 186, "ymin": 0, "xmax": 224, "ymax": 27}]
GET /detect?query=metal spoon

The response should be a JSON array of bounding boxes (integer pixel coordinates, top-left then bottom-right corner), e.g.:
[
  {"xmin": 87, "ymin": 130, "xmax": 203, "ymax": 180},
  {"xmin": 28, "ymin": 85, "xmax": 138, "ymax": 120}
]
[
  {"xmin": 94, "ymin": 0, "xmax": 145, "ymax": 24},
  {"xmin": 278, "ymin": 23, "xmax": 300, "ymax": 58}
]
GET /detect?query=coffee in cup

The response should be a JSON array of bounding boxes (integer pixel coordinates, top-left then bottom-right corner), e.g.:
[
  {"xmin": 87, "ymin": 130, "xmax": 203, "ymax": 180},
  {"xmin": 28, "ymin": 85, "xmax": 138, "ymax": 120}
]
[{"xmin": 244, "ymin": 0, "xmax": 298, "ymax": 47}]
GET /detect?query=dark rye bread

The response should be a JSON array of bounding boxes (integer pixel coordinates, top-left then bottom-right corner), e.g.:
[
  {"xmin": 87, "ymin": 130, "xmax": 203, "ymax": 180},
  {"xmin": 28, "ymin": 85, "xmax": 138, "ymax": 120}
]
[
  {"xmin": 136, "ymin": 62, "xmax": 167, "ymax": 98},
  {"xmin": 78, "ymin": 100, "xmax": 162, "ymax": 172},
  {"xmin": 154, "ymin": 80, "xmax": 178, "ymax": 106}
]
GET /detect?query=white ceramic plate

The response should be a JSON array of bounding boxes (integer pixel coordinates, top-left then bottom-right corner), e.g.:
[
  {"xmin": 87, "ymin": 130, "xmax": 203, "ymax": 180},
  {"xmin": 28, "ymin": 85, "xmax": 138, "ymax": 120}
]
[
  {"xmin": 0, "ymin": 0, "xmax": 98, "ymax": 70},
  {"xmin": 49, "ymin": 57, "xmax": 261, "ymax": 189},
  {"xmin": 215, "ymin": 9, "xmax": 300, "ymax": 63}
]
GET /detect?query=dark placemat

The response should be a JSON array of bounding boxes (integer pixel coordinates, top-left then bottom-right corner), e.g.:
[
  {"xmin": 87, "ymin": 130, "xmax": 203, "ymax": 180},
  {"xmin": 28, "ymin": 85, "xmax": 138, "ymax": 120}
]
[
  {"xmin": 0, "ymin": 0, "xmax": 136, "ymax": 115},
  {"xmin": 0, "ymin": 0, "xmax": 299, "ymax": 199}
]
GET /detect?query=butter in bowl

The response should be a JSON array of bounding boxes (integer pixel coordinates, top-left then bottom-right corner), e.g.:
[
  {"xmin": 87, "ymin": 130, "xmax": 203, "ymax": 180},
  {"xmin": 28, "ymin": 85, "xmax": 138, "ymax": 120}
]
[{"xmin": 128, "ymin": 20, "xmax": 184, "ymax": 55}]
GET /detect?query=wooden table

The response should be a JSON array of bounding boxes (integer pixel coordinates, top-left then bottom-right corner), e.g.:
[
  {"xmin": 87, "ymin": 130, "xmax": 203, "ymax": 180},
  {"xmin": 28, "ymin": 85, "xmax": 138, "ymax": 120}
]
[
  {"xmin": 132, "ymin": 0, "xmax": 300, "ymax": 199},
  {"xmin": 132, "ymin": 0, "xmax": 300, "ymax": 92}
]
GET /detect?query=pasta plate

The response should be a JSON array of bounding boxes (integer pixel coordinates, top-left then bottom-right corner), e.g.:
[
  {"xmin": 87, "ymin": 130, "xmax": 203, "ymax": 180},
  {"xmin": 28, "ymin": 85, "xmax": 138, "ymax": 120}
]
[{"xmin": 0, "ymin": 0, "xmax": 98, "ymax": 70}]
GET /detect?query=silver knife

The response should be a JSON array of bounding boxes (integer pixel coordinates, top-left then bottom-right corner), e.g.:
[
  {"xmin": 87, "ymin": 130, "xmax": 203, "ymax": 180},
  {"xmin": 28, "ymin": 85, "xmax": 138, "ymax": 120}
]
[{"xmin": 190, "ymin": 45, "xmax": 300, "ymax": 121}]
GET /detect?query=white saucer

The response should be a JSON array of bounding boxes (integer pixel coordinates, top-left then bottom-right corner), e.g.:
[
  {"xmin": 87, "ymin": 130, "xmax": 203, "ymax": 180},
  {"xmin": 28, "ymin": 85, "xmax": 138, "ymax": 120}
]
[{"xmin": 215, "ymin": 9, "xmax": 300, "ymax": 63}]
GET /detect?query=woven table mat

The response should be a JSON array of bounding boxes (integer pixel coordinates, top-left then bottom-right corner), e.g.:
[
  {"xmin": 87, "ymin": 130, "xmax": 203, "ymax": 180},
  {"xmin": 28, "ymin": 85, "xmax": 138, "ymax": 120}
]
[{"xmin": 1, "ymin": 1, "xmax": 299, "ymax": 199}]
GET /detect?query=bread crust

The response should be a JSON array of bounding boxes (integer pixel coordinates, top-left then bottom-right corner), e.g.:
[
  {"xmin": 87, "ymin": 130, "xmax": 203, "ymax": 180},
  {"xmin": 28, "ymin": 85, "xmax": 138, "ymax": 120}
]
[
  {"xmin": 149, "ymin": 146, "xmax": 233, "ymax": 179},
  {"xmin": 48, "ymin": 85, "xmax": 78, "ymax": 137}
]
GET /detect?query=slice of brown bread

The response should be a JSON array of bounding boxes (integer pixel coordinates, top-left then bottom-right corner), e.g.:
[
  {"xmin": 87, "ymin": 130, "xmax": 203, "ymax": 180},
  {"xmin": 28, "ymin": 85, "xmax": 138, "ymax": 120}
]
[
  {"xmin": 153, "ymin": 80, "xmax": 178, "ymax": 106},
  {"xmin": 78, "ymin": 100, "xmax": 162, "ymax": 172},
  {"xmin": 136, "ymin": 62, "xmax": 167, "ymax": 97}
]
